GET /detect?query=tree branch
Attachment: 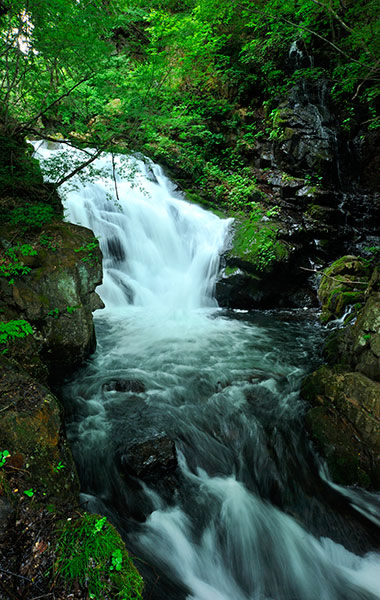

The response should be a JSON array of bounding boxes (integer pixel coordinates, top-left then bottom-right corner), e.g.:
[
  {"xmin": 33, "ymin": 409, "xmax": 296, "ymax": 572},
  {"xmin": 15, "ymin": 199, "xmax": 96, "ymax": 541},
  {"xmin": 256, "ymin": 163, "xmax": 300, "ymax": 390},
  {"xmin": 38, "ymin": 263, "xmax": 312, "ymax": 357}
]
[
  {"xmin": 18, "ymin": 74, "xmax": 94, "ymax": 133},
  {"xmin": 52, "ymin": 146, "xmax": 104, "ymax": 189}
]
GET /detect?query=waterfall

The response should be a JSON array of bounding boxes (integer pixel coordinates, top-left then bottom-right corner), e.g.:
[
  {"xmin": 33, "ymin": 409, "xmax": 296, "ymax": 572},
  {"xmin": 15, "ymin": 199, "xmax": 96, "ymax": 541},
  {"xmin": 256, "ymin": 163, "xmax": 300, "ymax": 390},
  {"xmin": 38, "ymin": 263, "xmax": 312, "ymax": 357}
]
[
  {"xmin": 33, "ymin": 144, "xmax": 380, "ymax": 600},
  {"xmin": 33, "ymin": 143, "xmax": 230, "ymax": 312}
]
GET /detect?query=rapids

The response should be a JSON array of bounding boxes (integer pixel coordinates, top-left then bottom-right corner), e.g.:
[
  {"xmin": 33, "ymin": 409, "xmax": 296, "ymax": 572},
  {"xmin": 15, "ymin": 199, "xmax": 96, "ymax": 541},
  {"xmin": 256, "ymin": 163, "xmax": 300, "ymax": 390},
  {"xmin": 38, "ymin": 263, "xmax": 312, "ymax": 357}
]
[{"xmin": 34, "ymin": 143, "xmax": 380, "ymax": 600}]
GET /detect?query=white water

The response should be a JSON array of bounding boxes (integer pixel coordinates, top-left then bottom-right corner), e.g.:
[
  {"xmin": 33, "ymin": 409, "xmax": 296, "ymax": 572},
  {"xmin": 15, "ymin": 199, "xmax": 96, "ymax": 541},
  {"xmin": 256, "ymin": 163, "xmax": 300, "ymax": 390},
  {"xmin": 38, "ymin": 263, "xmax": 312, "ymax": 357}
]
[
  {"xmin": 34, "ymin": 144, "xmax": 380, "ymax": 600},
  {"xmin": 34, "ymin": 143, "xmax": 229, "ymax": 312}
]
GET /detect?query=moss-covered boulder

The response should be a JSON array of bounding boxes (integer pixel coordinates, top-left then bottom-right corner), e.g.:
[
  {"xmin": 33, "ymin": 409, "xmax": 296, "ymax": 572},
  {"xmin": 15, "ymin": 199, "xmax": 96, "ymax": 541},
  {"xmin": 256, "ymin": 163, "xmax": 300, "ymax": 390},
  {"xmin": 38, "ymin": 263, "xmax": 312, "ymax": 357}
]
[
  {"xmin": 317, "ymin": 255, "xmax": 370, "ymax": 323},
  {"xmin": 215, "ymin": 214, "xmax": 316, "ymax": 309},
  {"xmin": 0, "ymin": 222, "xmax": 103, "ymax": 378},
  {"xmin": 302, "ymin": 365, "xmax": 380, "ymax": 488},
  {"xmin": 0, "ymin": 355, "xmax": 79, "ymax": 503}
]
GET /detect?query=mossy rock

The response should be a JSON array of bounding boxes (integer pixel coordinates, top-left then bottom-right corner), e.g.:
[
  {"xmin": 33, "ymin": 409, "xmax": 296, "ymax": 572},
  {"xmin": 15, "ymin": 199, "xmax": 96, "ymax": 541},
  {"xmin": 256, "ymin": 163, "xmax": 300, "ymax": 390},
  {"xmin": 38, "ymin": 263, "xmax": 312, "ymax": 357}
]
[
  {"xmin": 229, "ymin": 217, "xmax": 291, "ymax": 274},
  {"xmin": 1, "ymin": 222, "xmax": 104, "ymax": 378},
  {"xmin": 302, "ymin": 365, "xmax": 380, "ymax": 488},
  {"xmin": 0, "ymin": 356, "xmax": 79, "ymax": 504},
  {"xmin": 305, "ymin": 406, "xmax": 371, "ymax": 488},
  {"xmin": 318, "ymin": 255, "xmax": 370, "ymax": 322}
]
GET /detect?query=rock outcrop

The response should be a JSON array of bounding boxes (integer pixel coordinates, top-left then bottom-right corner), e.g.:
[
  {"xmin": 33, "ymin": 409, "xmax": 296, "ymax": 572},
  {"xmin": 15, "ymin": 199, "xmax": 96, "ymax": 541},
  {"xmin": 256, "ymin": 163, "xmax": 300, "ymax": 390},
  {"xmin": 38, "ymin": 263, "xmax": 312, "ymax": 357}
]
[
  {"xmin": 0, "ymin": 222, "xmax": 103, "ymax": 379},
  {"xmin": 302, "ymin": 256, "xmax": 380, "ymax": 489}
]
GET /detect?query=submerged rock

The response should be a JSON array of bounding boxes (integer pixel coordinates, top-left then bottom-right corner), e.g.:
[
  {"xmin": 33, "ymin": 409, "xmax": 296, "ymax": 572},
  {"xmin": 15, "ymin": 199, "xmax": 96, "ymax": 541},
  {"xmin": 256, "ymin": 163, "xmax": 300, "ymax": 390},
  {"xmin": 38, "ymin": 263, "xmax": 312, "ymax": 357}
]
[
  {"xmin": 119, "ymin": 434, "xmax": 177, "ymax": 483},
  {"xmin": 102, "ymin": 378, "xmax": 146, "ymax": 394}
]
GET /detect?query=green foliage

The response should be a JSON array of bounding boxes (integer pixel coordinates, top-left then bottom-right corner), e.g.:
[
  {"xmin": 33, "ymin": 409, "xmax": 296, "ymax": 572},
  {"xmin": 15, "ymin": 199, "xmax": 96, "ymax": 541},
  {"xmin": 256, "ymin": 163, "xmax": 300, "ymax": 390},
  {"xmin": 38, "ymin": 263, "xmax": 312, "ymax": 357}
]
[
  {"xmin": 0, "ymin": 243, "xmax": 37, "ymax": 283},
  {"xmin": 1, "ymin": 0, "xmax": 378, "ymax": 203},
  {"xmin": 0, "ymin": 319, "xmax": 33, "ymax": 344},
  {"xmin": 9, "ymin": 204, "xmax": 55, "ymax": 231},
  {"xmin": 74, "ymin": 239, "xmax": 99, "ymax": 263},
  {"xmin": 53, "ymin": 461, "xmax": 65, "ymax": 472},
  {"xmin": 39, "ymin": 233, "xmax": 58, "ymax": 251},
  {"xmin": 0, "ymin": 450, "xmax": 10, "ymax": 468},
  {"xmin": 66, "ymin": 305, "xmax": 79, "ymax": 314},
  {"xmin": 55, "ymin": 513, "xmax": 143, "ymax": 600},
  {"xmin": 24, "ymin": 488, "xmax": 34, "ymax": 497}
]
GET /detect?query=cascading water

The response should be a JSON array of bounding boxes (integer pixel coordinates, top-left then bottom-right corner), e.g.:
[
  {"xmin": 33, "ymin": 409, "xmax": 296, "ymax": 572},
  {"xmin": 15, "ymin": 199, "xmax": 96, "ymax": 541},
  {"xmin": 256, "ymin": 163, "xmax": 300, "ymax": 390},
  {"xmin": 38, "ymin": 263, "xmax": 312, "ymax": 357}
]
[{"xmin": 34, "ymin": 143, "xmax": 380, "ymax": 600}]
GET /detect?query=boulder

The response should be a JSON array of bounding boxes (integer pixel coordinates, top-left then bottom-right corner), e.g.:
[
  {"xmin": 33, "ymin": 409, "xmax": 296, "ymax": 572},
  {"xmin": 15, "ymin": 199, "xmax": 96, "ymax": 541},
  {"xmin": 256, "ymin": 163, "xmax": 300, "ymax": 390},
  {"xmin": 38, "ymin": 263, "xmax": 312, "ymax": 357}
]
[
  {"xmin": 302, "ymin": 365, "xmax": 380, "ymax": 488},
  {"xmin": 0, "ymin": 222, "xmax": 103, "ymax": 378},
  {"xmin": 0, "ymin": 355, "xmax": 79, "ymax": 503},
  {"xmin": 326, "ymin": 290, "xmax": 380, "ymax": 382},
  {"xmin": 216, "ymin": 215, "xmax": 317, "ymax": 309}
]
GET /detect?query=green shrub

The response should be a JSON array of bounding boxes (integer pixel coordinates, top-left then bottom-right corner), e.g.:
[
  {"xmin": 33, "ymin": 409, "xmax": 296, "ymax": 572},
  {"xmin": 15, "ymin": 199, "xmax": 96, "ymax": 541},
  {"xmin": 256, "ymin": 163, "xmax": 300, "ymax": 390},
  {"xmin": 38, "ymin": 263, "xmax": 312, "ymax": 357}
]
[
  {"xmin": 9, "ymin": 204, "xmax": 55, "ymax": 231},
  {"xmin": 0, "ymin": 243, "xmax": 37, "ymax": 284},
  {"xmin": 0, "ymin": 320, "xmax": 33, "ymax": 345},
  {"xmin": 54, "ymin": 513, "xmax": 143, "ymax": 600}
]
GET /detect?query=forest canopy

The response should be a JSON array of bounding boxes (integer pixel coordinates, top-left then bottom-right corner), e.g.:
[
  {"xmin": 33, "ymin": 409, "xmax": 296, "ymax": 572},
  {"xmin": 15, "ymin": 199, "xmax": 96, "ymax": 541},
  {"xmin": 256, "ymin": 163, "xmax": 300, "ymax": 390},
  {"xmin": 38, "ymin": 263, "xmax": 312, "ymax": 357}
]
[{"xmin": 0, "ymin": 0, "xmax": 378, "ymax": 190}]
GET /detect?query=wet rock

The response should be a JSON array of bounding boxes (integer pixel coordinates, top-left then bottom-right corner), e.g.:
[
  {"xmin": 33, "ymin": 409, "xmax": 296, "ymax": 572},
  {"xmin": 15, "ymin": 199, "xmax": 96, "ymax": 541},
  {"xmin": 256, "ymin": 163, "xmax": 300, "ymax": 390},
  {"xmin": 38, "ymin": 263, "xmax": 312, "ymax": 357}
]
[
  {"xmin": 102, "ymin": 378, "xmax": 146, "ymax": 394},
  {"xmin": 216, "ymin": 216, "xmax": 318, "ymax": 309},
  {"xmin": 317, "ymin": 255, "xmax": 370, "ymax": 323},
  {"xmin": 0, "ymin": 497, "xmax": 14, "ymax": 540},
  {"xmin": 302, "ymin": 366, "xmax": 380, "ymax": 489},
  {"xmin": 271, "ymin": 82, "xmax": 341, "ymax": 183},
  {"xmin": 327, "ymin": 288, "xmax": 380, "ymax": 381},
  {"xmin": 120, "ymin": 434, "xmax": 177, "ymax": 483}
]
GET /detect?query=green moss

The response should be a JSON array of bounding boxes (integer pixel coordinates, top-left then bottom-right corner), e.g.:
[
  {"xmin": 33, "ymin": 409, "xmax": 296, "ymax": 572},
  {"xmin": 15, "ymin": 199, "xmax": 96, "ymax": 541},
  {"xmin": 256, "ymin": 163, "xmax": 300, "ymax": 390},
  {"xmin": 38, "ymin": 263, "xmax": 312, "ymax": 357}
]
[
  {"xmin": 306, "ymin": 203, "xmax": 325, "ymax": 219},
  {"xmin": 224, "ymin": 266, "xmax": 240, "ymax": 276},
  {"xmin": 231, "ymin": 214, "xmax": 287, "ymax": 273}
]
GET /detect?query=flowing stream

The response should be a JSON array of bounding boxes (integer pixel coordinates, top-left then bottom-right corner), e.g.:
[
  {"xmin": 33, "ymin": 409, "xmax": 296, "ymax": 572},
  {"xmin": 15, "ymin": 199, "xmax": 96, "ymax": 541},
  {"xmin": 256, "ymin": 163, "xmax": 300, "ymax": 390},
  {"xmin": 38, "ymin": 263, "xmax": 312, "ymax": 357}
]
[{"xmin": 35, "ymin": 144, "xmax": 380, "ymax": 600}]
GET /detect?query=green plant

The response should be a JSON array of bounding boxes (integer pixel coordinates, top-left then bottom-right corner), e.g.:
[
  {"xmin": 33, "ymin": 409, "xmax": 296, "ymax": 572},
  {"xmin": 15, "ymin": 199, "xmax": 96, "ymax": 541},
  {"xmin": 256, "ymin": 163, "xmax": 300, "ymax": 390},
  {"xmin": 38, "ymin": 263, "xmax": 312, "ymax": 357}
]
[
  {"xmin": 24, "ymin": 488, "xmax": 34, "ymax": 497},
  {"xmin": 66, "ymin": 305, "xmax": 80, "ymax": 314},
  {"xmin": 48, "ymin": 308, "xmax": 60, "ymax": 319},
  {"xmin": 0, "ymin": 450, "xmax": 10, "ymax": 468},
  {"xmin": 9, "ymin": 204, "xmax": 55, "ymax": 231},
  {"xmin": 0, "ymin": 243, "xmax": 37, "ymax": 284},
  {"xmin": 74, "ymin": 239, "xmax": 99, "ymax": 263},
  {"xmin": 55, "ymin": 513, "xmax": 143, "ymax": 599},
  {"xmin": 39, "ymin": 233, "xmax": 58, "ymax": 252},
  {"xmin": 266, "ymin": 205, "xmax": 280, "ymax": 218},
  {"xmin": 0, "ymin": 320, "xmax": 33, "ymax": 345},
  {"xmin": 53, "ymin": 461, "xmax": 65, "ymax": 472}
]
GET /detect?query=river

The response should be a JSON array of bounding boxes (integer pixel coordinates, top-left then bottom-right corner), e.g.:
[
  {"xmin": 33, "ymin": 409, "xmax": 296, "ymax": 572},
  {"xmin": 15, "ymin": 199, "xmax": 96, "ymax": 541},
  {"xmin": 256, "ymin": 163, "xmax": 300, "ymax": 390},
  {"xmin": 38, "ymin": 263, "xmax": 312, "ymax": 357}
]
[{"xmin": 34, "ymin": 144, "xmax": 380, "ymax": 600}]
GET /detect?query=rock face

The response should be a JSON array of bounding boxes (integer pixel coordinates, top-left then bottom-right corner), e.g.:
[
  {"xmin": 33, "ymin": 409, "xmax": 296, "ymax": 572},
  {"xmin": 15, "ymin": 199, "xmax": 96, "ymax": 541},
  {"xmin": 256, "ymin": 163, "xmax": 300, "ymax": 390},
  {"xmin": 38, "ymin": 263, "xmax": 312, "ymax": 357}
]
[
  {"xmin": 0, "ymin": 222, "xmax": 103, "ymax": 378},
  {"xmin": 302, "ymin": 256, "xmax": 380, "ymax": 489},
  {"xmin": 317, "ymin": 255, "xmax": 370, "ymax": 323},
  {"xmin": 272, "ymin": 81, "xmax": 341, "ymax": 183}
]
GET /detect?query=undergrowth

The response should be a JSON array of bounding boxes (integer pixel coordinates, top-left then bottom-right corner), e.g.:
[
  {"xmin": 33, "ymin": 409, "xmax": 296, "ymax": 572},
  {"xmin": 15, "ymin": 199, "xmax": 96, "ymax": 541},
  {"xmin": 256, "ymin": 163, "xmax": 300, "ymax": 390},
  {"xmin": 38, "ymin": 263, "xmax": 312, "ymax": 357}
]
[{"xmin": 54, "ymin": 513, "xmax": 143, "ymax": 600}]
